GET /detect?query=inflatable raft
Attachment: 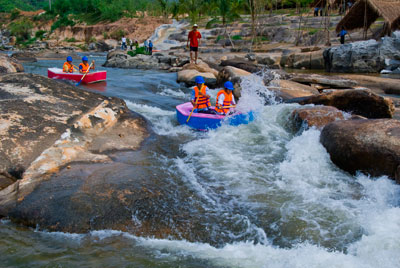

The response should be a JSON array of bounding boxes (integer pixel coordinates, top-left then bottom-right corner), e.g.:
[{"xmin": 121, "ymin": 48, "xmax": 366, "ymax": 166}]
[
  {"xmin": 176, "ymin": 102, "xmax": 254, "ymax": 130},
  {"xmin": 48, "ymin": 68, "xmax": 107, "ymax": 84}
]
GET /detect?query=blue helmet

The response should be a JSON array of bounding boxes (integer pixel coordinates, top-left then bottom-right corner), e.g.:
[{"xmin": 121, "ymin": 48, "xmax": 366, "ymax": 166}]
[
  {"xmin": 82, "ymin": 56, "xmax": 88, "ymax": 61},
  {"xmin": 195, "ymin": 76, "xmax": 205, "ymax": 84},
  {"xmin": 66, "ymin": 56, "xmax": 73, "ymax": 62},
  {"xmin": 224, "ymin": 81, "xmax": 234, "ymax": 90}
]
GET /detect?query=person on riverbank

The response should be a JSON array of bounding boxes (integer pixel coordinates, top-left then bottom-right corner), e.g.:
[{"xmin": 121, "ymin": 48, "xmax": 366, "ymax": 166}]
[
  {"xmin": 144, "ymin": 39, "xmax": 148, "ymax": 53},
  {"xmin": 121, "ymin": 36, "xmax": 127, "ymax": 50},
  {"xmin": 79, "ymin": 56, "xmax": 95, "ymax": 74},
  {"xmin": 187, "ymin": 24, "xmax": 202, "ymax": 64},
  {"xmin": 338, "ymin": 27, "xmax": 348, "ymax": 44},
  {"xmin": 148, "ymin": 40, "xmax": 153, "ymax": 55},
  {"xmin": 215, "ymin": 81, "xmax": 236, "ymax": 115},
  {"xmin": 191, "ymin": 76, "xmax": 215, "ymax": 114},
  {"xmin": 63, "ymin": 56, "xmax": 74, "ymax": 73}
]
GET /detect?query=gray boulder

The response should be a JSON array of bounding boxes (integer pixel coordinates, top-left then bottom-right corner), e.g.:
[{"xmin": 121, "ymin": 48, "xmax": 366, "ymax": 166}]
[{"xmin": 321, "ymin": 119, "xmax": 400, "ymax": 181}]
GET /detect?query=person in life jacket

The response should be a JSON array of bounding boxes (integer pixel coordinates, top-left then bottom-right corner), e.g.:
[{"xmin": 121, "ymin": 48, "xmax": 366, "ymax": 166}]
[
  {"xmin": 191, "ymin": 76, "xmax": 215, "ymax": 114},
  {"xmin": 79, "ymin": 56, "xmax": 95, "ymax": 74},
  {"xmin": 215, "ymin": 81, "xmax": 236, "ymax": 115},
  {"xmin": 63, "ymin": 56, "xmax": 74, "ymax": 73}
]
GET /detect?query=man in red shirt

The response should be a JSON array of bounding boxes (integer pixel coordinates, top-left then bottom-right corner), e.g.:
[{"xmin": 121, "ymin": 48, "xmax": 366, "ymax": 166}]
[{"xmin": 187, "ymin": 24, "xmax": 202, "ymax": 64}]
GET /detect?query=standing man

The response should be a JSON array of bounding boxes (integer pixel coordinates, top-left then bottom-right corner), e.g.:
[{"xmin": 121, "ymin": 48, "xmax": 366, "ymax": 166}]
[
  {"xmin": 338, "ymin": 26, "xmax": 348, "ymax": 45},
  {"xmin": 121, "ymin": 36, "xmax": 127, "ymax": 50},
  {"xmin": 187, "ymin": 24, "xmax": 202, "ymax": 64},
  {"xmin": 148, "ymin": 40, "xmax": 153, "ymax": 55}
]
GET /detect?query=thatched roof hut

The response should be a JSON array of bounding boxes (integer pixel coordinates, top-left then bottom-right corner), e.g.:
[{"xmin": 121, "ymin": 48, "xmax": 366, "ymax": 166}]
[{"xmin": 336, "ymin": 0, "xmax": 400, "ymax": 35}]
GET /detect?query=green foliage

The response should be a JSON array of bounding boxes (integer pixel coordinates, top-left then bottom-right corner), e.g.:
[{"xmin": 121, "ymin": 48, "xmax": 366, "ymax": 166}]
[
  {"xmin": 0, "ymin": 0, "xmax": 47, "ymax": 12},
  {"xmin": 89, "ymin": 36, "xmax": 96, "ymax": 43},
  {"xmin": 232, "ymin": 35, "xmax": 242, "ymax": 40},
  {"xmin": 103, "ymin": 32, "xmax": 109, "ymax": 39},
  {"xmin": 128, "ymin": 46, "xmax": 148, "ymax": 57},
  {"xmin": 206, "ymin": 18, "xmax": 221, "ymax": 29},
  {"xmin": 65, "ymin": 37, "xmax": 77, "ymax": 42},
  {"xmin": 308, "ymin": 29, "xmax": 318, "ymax": 35},
  {"xmin": 51, "ymin": 15, "xmax": 75, "ymax": 31},
  {"xmin": 10, "ymin": 9, "xmax": 21, "ymax": 21},
  {"xmin": 9, "ymin": 18, "xmax": 33, "ymax": 41},
  {"xmin": 110, "ymin": 29, "xmax": 126, "ymax": 40},
  {"xmin": 35, "ymin": 30, "xmax": 46, "ymax": 39}
]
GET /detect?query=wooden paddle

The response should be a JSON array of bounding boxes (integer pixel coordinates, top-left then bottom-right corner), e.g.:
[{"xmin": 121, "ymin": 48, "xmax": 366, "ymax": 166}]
[
  {"xmin": 187, "ymin": 94, "xmax": 200, "ymax": 123},
  {"xmin": 76, "ymin": 62, "xmax": 93, "ymax": 86}
]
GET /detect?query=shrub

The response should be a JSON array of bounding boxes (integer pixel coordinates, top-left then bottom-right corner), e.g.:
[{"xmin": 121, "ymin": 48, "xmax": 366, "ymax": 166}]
[
  {"xmin": 128, "ymin": 46, "xmax": 148, "ymax": 57},
  {"xmin": 51, "ymin": 15, "xmax": 75, "ymax": 32},
  {"xmin": 103, "ymin": 32, "xmax": 109, "ymax": 39},
  {"xmin": 9, "ymin": 18, "xmax": 33, "ymax": 41},
  {"xmin": 308, "ymin": 29, "xmax": 318, "ymax": 35},
  {"xmin": 232, "ymin": 35, "xmax": 242, "ymax": 40},
  {"xmin": 89, "ymin": 36, "xmax": 96, "ymax": 43},
  {"xmin": 110, "ymin": 29, "xmax": 126, "ymax": 40},
  {"xmin": 10, "ymin": 8, "xmax": 20, "ymax": 20},
  {"xmin": 35, "ymin": 30, "xmax": 47, "ymax": 40},
  {"xmin": 65, "ymin": 37, "xmax": 77, "ymax": 42}
]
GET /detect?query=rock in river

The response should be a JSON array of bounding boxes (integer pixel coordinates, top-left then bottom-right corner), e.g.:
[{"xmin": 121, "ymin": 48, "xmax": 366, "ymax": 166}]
[
  {"xmin": 0, "ymin": 54, "xmax": 24, "ymax": 73},
  {"xmin": 290, "ymin": 106, "xmax": 344, "ymax": 131},
  {"xmin": 0, "ymin": 73, "xmax": 148, "ymax": 217},
  {"xmin": 286, "ymin": 89, "xmax": 395, "ymax": 119},
  {"xmin": 320, "ymin": 119, "xmax": 400, "ymax": 181}
]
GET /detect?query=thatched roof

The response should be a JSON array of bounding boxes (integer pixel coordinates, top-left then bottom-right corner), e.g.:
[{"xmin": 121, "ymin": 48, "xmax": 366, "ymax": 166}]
[{"xmin": 336, "ymin": 0, "xmax": 400, "ymax": 33}]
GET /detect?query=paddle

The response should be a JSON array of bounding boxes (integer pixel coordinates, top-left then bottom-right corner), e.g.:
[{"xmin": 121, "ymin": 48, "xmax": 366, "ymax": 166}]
[
  {"xmin": 76, "ymin": 62, "xmax": 93, "ymax": 86},
  {"xmin": 187, "ymin": 86, "xmax": 202, "ymax": 123},
  {"xmin": 219, "ymin": 105, "xmax": 236, "ymax": 109}
]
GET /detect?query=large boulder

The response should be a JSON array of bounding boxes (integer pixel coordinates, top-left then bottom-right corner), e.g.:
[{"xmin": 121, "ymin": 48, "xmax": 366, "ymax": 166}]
[
  {"xmin": 290, "ymin": 74, "xmax": 358, "ymax": 88},
  {"xmin": 103, "ymin": 51, "xmax": 189, "ymax": 70},
  {"xmin": 340, "ymin": 74, "xmax": 400, "ymax": 95},
  {"xmin": 220, "ymin": 59, "xmax": 263, "ymax": 73},
  {"xmin": 216, "ymin": 66, "xmax": 251, "ymax": 86},
  {"xmin": 0, "ymin": 73, "xmax": 148, "ymax": 216},
  {"xmin": 256, "ymin": 53, "xmax": 282, "ymax": 69},
  {"xmin": 88, "ymin": 40, "xmax": 112, "ymax": 52},
  {"xmin": 320, "ymin": 119, "xmax": 400, "ymax": 181},
  {"xmin": 286, "ymin": 89, "xmax": 395, "ymax": 118},
  {"xmin": 0, "ymin": 54, "xmax": 24, "ymax": 73},
  {"xmin": 285, "ymin": 50, "xmax": 325, "ymax": 70},
  {"xmin": 323, "ymin": 35, "xmax": 400, "ymax": 73},
  {"xmin": 177, "ymin": 69, "xmax": 217, "ymax": 87},
  {"xmin": 271, "ymin": 80, "xmax": 319, "ymax": 101},
  {"xmin": 290, "ymin": 106, "xmax": 344, "ymax": 131},
  {"xmin": 11, "ymin": 52, "xmax": 37, "ymax": 62}
]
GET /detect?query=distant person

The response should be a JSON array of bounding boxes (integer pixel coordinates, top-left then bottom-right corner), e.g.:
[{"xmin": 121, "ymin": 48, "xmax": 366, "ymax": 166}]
[
  {"xmin": 148, "ymin": 40, "xmax": 153, "ymax": 55},
  {"xmin": 144, "ymin": 39, "xmax": 148, "ymax": 53},
  {"xmin": 338, "ymin": 27, "xmax": 348, "ymax": 44},
  {"xmin": 319, "ymin": 7, "xmax": 323, "ymax": 16},
  {"xmin": 215, "ymin": 81, "xmax": 236, "ymax": 115},
  {"xmin": 314, "ymin": 7, "xmax": 319, "ymax": 16},
  {"xmin": 129, "ymin": 39, "xmax": 133, "ymax": 50},
  {"xmin": 187, "ymin": 24, "xmax": 202, "ymax": 64},
  {"xmin": 63, "ymin": 56, "xmax": 74, "ymax": 73},
  {"xmin": 79, "ymin": 56, "xmax": 95, "ymax": 74},
  {"xmin": 191, "ymin": 76, "xmax": 215, "ymax": 114},
  {"xmin": 135, "ymin": 39, "xmax": 139, "ymax": 49},
  {"xmin": 121, "ymin": 36, "xmax": 127, "ymax": 50}
]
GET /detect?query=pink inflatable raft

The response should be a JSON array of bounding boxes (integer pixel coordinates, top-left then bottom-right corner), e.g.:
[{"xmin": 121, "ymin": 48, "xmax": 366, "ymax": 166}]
[{"xmin": 176, "ymin": 102, "xmax": 255, "ymax": 130}]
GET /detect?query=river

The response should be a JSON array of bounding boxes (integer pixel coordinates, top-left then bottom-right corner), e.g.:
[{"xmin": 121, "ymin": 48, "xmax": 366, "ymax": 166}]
[{"xmin": 1, "ymin": 55, "xmax": 399, "ymax": 267}]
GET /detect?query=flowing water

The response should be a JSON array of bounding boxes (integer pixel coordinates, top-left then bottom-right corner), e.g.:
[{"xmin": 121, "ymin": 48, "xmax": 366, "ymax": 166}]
[{"xmin": 1, "ymin": 55, "xmax": 400, "ymax": 267}]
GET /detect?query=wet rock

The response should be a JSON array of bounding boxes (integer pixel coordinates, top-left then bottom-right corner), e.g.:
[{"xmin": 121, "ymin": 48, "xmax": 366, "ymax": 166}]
[
  {"xmin": 220, "ymin": 59, "xmax": 263, "ymax": 73},
  {"xmin": 103, "ymin": 51, "xmax": 189, "ymax": 70},
  {"xmin": 177, "ymin": 69, "xmax": 217, "ymax": 87},
  {"xmin": 286, "ymin": 89, "xmax": 395, "ymax": 119},
  {"xmin": 256, "ymin": 53, "xmax": 281, "ymax": 69},
  {"xmin": 11, "ymin": 52, "xmax": 37, "ymax": 62},
  {"xmin": 340, "ymin": 74, "xmax": 400, "ymax": 96},
  {"xmin": 0, "ymin": 73, "xmax": 148, "ymax": 216},
  {"xmin": 216, "ymin": 66, "xmax": 251, "ymax": 86},
  {"xmin": 323, "ymin": 35, "xmax": 400, "ymax": 73},
  {"xmin": 0, "ymin": 54, "xmax": 24, "ymax": 73},
  {"xmin": 271, "ymin": 80, "xmax": 319, "ymax": 101},
  {"xmin": 290, "ymin": 106, "xmax": 344, "ymax": 131},
  {"xmin": 88, "ymin": 40, "xmax": 113, "ymax": 52},
  {"xmin": 290, "ymin": 74, "xmax": 358, "ymax": 88},
  {"xmin": 320, "ymin": 119, "xmax": 400, "ymax": 181},
  {"xmin": 285, "ymin": 50, "xmax": 324, "ymax": 70}
]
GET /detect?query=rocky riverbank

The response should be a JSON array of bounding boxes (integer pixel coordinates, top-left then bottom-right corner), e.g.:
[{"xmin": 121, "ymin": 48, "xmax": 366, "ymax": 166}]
[{"xmin": 0, "ymin": 73, "xmax": 150, "ymax": 231}]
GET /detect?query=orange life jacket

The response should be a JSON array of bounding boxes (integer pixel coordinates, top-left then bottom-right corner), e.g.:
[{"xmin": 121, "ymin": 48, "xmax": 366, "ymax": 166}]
[
  {"xmin": 215, "ymin": 90, "xmax": 233, "ymax": 114},
  {"xmin": 79, "ymin": 62, "xmax": 90, "ymax": 73},
  {"xmin": 194, "ymin": 84, "xmax": 211, "ymax": 110},
  {"xmin": 63, "ymin": 62, "xmax": 73, "ymax": 73}
]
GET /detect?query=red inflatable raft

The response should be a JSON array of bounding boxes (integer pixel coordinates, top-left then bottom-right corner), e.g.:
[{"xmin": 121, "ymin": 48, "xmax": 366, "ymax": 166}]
[{"xmin": 47, "ymin": 68, "xmax": 107, "ymax": 84}]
